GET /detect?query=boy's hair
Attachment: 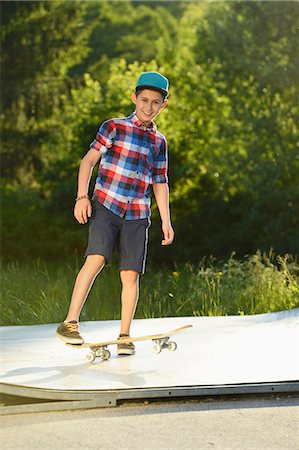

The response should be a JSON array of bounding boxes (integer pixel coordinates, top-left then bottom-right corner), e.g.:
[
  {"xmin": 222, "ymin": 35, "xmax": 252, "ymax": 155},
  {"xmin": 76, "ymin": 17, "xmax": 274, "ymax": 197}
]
[{"xmin": 135, "ymin": 86, "xmax": 167, "ymax": 101}]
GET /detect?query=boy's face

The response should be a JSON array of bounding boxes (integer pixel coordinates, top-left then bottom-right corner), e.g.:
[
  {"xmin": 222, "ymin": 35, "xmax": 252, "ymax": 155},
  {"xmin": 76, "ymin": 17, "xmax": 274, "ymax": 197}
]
[{"xmin": 132, "ymin": 89, "xmax": 167, "ymax": 126}]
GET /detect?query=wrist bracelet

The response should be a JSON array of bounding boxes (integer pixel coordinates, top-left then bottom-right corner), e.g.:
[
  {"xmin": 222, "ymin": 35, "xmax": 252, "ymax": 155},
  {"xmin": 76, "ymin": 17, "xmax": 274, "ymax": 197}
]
[{"xmin": 75, "ymin": 195, "xmax": 90, "ymax": 202}]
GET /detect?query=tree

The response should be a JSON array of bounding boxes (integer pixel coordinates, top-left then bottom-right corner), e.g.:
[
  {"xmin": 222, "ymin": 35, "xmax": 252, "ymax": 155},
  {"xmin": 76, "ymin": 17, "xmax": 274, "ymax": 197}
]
[
  {"xmin": 158, "ymin": 1, "xmax": 299, "ymax": 259},
  {"xmin": 1, "ymin": 0, "xmax": 92, "ymax": 182},
  {"xmin": 1, "ymin": 0, "xmax": 298, "ymax": 262}
]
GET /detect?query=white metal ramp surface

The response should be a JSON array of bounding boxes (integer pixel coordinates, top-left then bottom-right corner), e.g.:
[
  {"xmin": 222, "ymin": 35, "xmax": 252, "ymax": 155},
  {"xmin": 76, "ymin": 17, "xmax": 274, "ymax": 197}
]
[{"xmin": 1, "ymin": 309, "xmax": 298, "ymax": 414}]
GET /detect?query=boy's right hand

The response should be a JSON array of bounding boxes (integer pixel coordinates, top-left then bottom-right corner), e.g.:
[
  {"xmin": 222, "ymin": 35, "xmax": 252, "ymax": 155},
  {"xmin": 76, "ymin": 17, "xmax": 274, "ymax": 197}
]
[{"xmin": 74, "ymin": 198, "xmax": 92, "ymax": 224}]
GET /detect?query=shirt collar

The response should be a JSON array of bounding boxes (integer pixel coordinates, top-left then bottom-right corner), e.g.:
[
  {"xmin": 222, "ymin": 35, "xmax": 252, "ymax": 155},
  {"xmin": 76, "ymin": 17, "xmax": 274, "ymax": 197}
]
[{"xmin": 130, "ymin": 112, "xmax": 156, "ymax": 132}]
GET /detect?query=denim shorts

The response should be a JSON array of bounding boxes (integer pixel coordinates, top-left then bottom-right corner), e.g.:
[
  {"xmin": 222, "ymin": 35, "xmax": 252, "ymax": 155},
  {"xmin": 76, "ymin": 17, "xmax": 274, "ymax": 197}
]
[{"xmin": 85, "ymin": 200, "xmax": 151, "ymax": 275}]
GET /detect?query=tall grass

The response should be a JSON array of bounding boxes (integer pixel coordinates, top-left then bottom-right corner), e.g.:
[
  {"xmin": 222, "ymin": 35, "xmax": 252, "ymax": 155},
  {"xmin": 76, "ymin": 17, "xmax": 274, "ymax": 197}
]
[{"xmin": 1, "ymin": 251, "xmax": 298, "ymax": 326}]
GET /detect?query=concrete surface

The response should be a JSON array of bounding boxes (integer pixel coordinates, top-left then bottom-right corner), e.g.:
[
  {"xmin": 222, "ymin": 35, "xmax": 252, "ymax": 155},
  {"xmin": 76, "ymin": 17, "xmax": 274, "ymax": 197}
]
[{"xmin": 1, "ymin": 395, "xmax": 299, "ymax": 450}]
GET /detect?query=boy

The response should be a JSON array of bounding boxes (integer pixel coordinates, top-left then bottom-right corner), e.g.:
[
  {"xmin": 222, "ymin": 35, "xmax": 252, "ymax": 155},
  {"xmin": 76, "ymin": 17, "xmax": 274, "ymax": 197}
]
[{"xmin": 56, "ymin": 71, "xmax": 174, "ymax": 355}]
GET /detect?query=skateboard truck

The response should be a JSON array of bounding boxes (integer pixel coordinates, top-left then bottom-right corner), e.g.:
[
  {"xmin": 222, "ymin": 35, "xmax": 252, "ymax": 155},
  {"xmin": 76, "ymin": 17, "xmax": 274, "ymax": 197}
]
[
  {"xmin": 152, "ymin": 336, "xmax": 177, "ymax": 354},
  {"xmin": 86, "ymin": 346, "xmax": 111, "ymax": 363}
]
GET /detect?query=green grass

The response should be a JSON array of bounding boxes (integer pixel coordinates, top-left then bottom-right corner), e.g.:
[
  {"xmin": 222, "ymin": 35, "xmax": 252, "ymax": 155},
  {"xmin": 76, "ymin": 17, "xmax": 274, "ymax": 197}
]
[{"xmin": 1, "ymin": 251, "xmax": 298, "ymax": 326}]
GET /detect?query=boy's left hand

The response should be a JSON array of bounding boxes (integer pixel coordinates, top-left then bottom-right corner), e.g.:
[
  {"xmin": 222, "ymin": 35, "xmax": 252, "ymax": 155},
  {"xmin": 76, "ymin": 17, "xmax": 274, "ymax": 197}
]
[{"xmin": 161, "ymin": 223, "xmax": 174, "ymax": 246}]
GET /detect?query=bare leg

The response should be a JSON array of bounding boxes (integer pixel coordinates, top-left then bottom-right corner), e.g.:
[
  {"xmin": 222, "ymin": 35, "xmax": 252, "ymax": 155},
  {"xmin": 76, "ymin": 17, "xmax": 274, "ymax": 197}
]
[
  {"xmin": 119, "ymin": 270, "xmax": 140, "ymax": 335},
  {"xmin": 65, "ymin": 254, "xmax": 106, "ymax": 322}
]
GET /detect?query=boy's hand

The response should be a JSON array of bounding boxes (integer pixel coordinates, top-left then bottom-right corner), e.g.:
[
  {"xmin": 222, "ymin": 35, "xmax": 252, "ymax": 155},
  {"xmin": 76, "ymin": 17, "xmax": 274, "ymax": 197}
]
[
  {"xmin": 161, "ymin": 223, "xmax": 174, "ymax": 246},
  {"xmin": 74, "ymin": 198, "xmax": 92, "ymax": 224}
]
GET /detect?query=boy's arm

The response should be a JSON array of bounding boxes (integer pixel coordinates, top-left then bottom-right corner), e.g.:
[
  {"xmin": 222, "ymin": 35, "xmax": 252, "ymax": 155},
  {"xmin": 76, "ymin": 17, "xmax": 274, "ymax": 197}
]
[
  {"xmin": 74, "ymin": 149, "xmax": 101, "ymax": 224},
  {"xmin": 153, "ymin": 183, "xmax": 174, "ymax": 246}
]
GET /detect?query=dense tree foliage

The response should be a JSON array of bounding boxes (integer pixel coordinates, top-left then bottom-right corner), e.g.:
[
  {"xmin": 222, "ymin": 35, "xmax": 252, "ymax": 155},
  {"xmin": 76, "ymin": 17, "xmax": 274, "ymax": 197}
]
[{"xmin": 1, "ymin": 0, "xmax": 298, "ymax": 263}]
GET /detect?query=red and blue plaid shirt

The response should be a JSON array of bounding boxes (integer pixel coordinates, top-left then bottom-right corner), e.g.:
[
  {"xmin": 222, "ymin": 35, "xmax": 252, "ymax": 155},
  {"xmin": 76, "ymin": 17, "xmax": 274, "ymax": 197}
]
[{"xmin": 89, "ymin": 112, "xmax": 168, "ymax": 220}]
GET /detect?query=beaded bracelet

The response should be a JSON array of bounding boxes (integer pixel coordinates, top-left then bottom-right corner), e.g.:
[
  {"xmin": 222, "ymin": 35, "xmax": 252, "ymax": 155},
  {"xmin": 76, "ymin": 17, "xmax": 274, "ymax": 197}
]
[{"xmin": 75, "ymin": 195, "xmax": 90, "ymax": 202}]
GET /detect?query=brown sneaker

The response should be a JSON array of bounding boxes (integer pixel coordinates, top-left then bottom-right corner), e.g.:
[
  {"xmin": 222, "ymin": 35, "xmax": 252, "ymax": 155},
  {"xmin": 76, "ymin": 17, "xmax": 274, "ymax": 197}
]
[
  {"xmin": 56, "ymin": 320, "xmax": 84, "ymax": 344},
  {"xmin": 117, "ymin": 333, "xmax": 135, "ymax": 356}
]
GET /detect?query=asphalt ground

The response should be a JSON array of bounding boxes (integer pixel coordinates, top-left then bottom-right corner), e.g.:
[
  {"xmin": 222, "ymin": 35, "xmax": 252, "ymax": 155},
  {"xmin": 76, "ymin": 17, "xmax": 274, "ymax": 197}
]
[{"xmin": 1, "ymin": 394, "xmax": 299, "ymax": 450}]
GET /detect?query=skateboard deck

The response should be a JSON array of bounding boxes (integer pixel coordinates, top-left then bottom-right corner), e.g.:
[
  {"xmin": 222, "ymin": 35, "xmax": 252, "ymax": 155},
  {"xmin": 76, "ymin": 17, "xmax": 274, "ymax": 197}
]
[{"xmin": 66, "ymin": 324, "xmax": 193, "ymax": 362}]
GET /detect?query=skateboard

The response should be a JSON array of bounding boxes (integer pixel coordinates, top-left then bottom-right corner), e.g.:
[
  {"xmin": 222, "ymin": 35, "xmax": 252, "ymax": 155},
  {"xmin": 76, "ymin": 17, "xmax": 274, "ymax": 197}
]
[{"xmin": 66, "ymin": 324, "xmax": 193, "ymax": 362}]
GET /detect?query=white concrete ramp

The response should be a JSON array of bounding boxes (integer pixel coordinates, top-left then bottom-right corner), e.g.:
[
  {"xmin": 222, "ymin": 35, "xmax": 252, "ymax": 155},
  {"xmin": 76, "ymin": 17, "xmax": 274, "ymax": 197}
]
[{"xmin": 1, "ymin": 309, "xmax": 298, "ymax": 414}]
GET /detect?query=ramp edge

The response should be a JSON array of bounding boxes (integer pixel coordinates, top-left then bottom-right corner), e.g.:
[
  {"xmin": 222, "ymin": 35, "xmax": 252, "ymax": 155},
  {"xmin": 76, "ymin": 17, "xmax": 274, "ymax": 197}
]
[{"xmin": 1, "ymin": 381, "xmax": 299, "ymax": 415}]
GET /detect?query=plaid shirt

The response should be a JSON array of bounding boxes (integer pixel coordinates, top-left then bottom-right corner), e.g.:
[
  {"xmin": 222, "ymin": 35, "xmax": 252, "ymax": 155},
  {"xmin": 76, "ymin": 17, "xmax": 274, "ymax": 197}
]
[{"xmin": 89, "ymin": 112, "xmax": 168, "ymax": 220}]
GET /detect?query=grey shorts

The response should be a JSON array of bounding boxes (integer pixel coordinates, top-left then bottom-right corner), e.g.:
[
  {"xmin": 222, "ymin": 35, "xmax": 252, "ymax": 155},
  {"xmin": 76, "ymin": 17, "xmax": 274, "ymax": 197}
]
[{"xmin": 85, "ymin": 200, "xmax": 151, "ymax": 275}]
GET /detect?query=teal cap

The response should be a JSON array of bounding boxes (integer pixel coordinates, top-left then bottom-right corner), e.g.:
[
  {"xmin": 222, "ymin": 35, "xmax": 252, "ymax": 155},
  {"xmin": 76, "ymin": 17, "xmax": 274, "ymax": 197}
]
[{"xmin": 135, "ymin": 71, "xmax": 169, "ymax": 98}]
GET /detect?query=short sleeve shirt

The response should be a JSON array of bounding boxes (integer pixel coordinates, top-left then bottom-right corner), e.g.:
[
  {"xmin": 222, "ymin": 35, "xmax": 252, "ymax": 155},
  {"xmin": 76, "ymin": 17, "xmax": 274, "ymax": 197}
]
[{"xmin": 89, "ymin": 112, "xmax": 168, "ymax": 220}]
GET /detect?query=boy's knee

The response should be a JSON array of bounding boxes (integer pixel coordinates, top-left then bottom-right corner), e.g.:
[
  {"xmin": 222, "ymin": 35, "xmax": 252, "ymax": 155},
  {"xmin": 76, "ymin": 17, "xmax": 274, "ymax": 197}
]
[
  {"xmin": 85, "ymin": 254, "xmax": 106, "ymax": 272},
  {"xmin": 120, "ymin": 270, "xmax": 139, "ymax": 285}
]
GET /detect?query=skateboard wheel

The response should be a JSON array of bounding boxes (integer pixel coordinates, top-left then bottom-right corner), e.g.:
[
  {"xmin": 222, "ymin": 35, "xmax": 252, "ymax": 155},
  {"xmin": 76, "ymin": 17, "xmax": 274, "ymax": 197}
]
[
  {"xmin": 86, "ymin": 352, "xmax": 96, "ymax": 363},
  {"xmin": 102, "ymin": 349, "xmax": 111, "ymax": 360},
  {"xmin": 153, "ymin": 344, "xmax": 162, "ymax": 354},
  {"xmin": 167, "ymin": 341, "xmax": 177, "ymax": 352}
]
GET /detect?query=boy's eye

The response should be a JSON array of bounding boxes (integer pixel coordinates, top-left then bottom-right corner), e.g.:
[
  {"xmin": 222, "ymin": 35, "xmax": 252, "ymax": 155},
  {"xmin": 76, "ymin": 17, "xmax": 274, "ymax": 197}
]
[{"xmin": 141, "ymin": 99, "xmax": 160, "ymax": 105}]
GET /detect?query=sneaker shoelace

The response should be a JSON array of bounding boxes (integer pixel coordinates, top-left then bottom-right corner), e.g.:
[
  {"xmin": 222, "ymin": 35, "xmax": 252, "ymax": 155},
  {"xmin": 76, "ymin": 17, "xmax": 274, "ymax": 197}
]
[
  {"xmin": 118, "ymin": 335, "xmax": 134, "ymax": 348},
  {"xmin": 65, "ymin": 322, "xmax": 79, "ymax": 333},
  {"xmin": 118, "ymin": 334, "xmax": 130, "ymax": 341}
]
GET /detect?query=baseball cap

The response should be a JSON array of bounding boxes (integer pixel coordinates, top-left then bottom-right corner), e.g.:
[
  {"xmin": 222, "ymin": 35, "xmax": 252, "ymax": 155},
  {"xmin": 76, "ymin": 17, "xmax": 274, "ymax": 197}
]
[{"xmin": 135, "ymin": 71, "xmax": 169, "ymax": 98}]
